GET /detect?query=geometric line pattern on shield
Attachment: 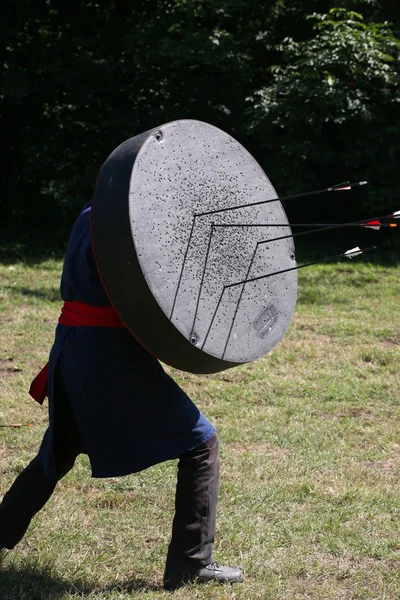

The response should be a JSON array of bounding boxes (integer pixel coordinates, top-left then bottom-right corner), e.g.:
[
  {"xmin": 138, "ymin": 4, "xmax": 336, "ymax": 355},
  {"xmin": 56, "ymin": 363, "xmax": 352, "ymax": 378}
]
[
  {"xmin": 169, "ymin": 185, "xmax": 300, "ymax": 322},
  {"xmin": 189, "ymin": 223, "xmax": 215, "ymax": 343}
]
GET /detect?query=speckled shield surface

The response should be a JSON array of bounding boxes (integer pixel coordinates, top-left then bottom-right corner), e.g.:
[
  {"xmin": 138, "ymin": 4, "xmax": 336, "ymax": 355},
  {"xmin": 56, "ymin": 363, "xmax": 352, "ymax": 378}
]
[{"xmin": 92, "ymin": 120, "xmax": 298, "ymax": 373}]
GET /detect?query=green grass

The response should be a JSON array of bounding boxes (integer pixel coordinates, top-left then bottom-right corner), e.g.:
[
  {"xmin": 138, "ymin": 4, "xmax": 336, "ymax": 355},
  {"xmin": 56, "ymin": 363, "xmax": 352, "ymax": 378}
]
[{"xmin": 0, "ymin": 258, "xmax": 400, "ymax": 599}]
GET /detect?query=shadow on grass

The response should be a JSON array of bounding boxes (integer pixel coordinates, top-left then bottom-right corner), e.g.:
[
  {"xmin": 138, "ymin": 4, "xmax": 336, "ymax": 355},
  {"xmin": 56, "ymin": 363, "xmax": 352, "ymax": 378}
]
[
  {"xmin": 3, "ymin": 286, "xmax": 61, "ymax": 303},
  {"xmin": 0, "ymin": 563, "xmax": 162, "ymax": 599}
]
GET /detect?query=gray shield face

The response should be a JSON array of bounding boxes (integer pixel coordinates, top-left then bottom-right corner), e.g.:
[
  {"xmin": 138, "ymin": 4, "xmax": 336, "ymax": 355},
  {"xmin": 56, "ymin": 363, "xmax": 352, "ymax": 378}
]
[{"xmin": 92, "ymin": 120, "xmax": 297, "ymax": 373}]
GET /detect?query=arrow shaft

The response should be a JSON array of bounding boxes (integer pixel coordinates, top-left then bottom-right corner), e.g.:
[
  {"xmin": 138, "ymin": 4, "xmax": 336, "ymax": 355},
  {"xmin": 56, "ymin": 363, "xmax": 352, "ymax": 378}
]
[
  {"xmin": 225, "ymin": 246, "xmax": 377, "ymax": 289},
  {"xmin": 211, "ymin": 212, "xmax": 397, "ymax": 248},
  {"xmin": 196, "ymin": 181, "xmax": 366, "ymax": 218},
  {"xmin": 190, "ymin": 224, "xmax": 215, "ymax": 339},
  {"xmin": 213, "ymin": 223, "xmax": 394, "ymax": 228}
]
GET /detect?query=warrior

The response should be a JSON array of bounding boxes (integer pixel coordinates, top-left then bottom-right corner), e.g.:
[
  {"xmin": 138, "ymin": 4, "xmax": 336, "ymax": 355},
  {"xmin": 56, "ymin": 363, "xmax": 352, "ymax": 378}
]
[
  {"xmin": 0, "ymin": 201, "xmax": 243, "ymax": 590},
  {"xmin": 0, "ymin": 118, "xmax": 303, "ymax": 590}
]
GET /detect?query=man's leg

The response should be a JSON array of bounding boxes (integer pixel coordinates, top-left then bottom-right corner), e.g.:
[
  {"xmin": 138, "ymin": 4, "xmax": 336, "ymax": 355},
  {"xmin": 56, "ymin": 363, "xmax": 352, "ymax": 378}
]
[
  {"xmin": 164, "ymin": 433, "xmax": 242, "ymax": 589},
  {"xmin": 0, "ymin": 453, "xmax": 56, "ymax": 549},
  {"xmin": 0, "ymin": 364, "xmax": 84, "ymax": 549}
]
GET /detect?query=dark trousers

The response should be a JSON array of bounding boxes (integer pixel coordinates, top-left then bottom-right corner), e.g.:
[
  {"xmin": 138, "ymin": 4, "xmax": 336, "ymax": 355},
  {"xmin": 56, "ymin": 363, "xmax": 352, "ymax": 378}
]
[{"xmin": 0, "ymin": 409, "xmax": 219, "ymax": 568}]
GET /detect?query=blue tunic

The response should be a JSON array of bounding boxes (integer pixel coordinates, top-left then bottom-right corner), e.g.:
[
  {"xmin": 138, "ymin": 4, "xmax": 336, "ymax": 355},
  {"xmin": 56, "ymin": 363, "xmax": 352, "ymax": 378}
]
[{"xmin": 39, "ymin": 203, "xmax": 215, "ymax": 479}]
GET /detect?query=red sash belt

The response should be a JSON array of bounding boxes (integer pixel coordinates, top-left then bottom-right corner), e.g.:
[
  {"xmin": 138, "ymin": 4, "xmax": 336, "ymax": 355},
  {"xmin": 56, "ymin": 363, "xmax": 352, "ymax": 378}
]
[{"xmin": 29, "ymin": 301, "xmax": 125, "ymax": 404}]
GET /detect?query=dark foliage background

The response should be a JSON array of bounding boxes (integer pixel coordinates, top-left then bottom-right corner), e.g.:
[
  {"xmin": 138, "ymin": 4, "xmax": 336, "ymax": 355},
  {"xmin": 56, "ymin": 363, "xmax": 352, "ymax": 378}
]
[{"xmin": 1, "ymin": 0, "xmax": 399, "ymax": 255}]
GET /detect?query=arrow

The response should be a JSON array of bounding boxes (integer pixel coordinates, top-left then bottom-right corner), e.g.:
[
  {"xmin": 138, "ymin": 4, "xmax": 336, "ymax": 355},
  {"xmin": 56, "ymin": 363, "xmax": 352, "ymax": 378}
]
[
  {"xmin": 193, "ymin": 208, "xmax": 400, "ymax": 311},
  {"xmin": 169, "ymin": 180, "xmax": 369, "ymax": 319},
  {"xmin": 329, "ymin": 181, "xmax": 352, "ymax": 191},
  {"xmin": 201, "ymin": 245, "xmax": 376, "ymax": 356},
  {"xmin": 224, "ymin": 245, "xmax": 377, "ymax": 289},
  {"xmin": 195, "ymin": 181, "xmax": 368, "ymax": 218},
  {"xmin": 189, "ymin": 223, "xmax": 215, "ymax": 341},
  {"xmin": 211, "ymin": 210, "xmax": 399, "ymax": 249},
  {"xmin": 344, "ymin": 246, "xmax": 363, "ymax": 258},
  {"xmin": 214, "ymin": 220, "xmax": 397, "ymax": 230}
]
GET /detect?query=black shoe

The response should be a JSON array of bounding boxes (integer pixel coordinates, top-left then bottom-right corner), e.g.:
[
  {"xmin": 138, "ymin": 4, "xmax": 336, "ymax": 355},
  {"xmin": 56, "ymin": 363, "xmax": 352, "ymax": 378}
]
[{"xmin": 164, "ymin": 560, "xmax": 243, "ymax": 590}]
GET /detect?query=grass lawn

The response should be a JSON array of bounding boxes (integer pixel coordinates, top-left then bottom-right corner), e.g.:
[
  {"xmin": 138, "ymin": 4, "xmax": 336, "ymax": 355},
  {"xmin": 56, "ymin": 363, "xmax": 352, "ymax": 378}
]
[{"xmin": 0, "ymin": 255, "xmax": 399, "ymax": 599}]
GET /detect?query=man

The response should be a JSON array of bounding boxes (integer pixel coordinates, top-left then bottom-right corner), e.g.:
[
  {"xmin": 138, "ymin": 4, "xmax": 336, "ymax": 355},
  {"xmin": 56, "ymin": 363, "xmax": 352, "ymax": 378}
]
[{"xmin": 0, "ymin": 203, "xmax": 243, "ymax": 590}]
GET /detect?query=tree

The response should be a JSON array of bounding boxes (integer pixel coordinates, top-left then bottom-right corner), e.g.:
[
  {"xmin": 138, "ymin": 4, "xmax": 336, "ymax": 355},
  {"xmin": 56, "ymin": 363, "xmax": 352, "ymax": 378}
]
[
  {"xmin": 1, "ymin": 1, "xmax": 399, "ymax": 229},
  {"xmin": 247, "ymin": 6, "xmax": 400, "ymax": 218}
]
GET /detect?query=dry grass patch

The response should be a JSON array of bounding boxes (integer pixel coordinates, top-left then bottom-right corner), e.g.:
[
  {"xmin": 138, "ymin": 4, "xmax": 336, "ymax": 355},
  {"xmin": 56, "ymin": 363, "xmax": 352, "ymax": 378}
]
[{"xmin": 227, "ymin": 441, "xmax": 292, "ymax": 460}]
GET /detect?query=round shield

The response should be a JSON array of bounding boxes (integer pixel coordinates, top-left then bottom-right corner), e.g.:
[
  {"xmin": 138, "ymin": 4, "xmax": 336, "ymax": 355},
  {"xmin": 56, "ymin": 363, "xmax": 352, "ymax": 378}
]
[{"xmin": 91, "ymin": 120, "xmax": 297, "ymax": 373}]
